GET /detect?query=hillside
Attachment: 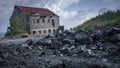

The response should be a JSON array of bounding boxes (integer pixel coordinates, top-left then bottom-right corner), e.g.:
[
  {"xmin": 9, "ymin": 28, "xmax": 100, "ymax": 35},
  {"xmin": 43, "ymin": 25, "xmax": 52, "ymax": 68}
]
[{"xmin": 75, "ymin": 10, "xmax": 120, "ymax": 32}]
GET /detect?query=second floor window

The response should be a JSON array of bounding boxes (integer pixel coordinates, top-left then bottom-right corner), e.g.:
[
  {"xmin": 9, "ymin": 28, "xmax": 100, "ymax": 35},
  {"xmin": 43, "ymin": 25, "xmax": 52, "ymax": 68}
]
[
  {"xmin": 43, "ymin": 19, "xmax": 45, "ymax": 23},
  {"xmin": 52, "ymin": 19, "xmax": 55, "ymax": 26},
  {"xmin": 37, "ymin": 19, "xmax": 39, "ymax": 23},
  {"xmin": 53, "ymin": 29, "xmax": 56, "ymax": 32}
]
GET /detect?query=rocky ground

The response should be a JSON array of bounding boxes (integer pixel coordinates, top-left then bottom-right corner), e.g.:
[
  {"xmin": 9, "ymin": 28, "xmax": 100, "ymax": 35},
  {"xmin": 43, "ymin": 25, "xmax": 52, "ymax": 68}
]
[{"xmin": 0, "ymin": 27, "xmax": 120, "ymax": 68}]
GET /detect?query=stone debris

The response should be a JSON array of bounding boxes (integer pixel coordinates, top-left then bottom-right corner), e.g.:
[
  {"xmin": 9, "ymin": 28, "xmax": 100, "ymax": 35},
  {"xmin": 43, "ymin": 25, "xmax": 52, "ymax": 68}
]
[{"xmin": 0, "ymin": 27, "xmax": 120, "ymax": 68}]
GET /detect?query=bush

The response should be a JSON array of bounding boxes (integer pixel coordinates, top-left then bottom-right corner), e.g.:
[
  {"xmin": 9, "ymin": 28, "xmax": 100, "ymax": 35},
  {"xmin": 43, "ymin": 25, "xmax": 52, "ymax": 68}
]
[
  {"xmin": 104, "ymin": 19, "xmax": 117, "ymax": 26},
  {"xmin": 75, "ymin": 24, "xmax": 96, "ymax": 32},
  {"xmin": 81, "ymin": 24, "xmax": 96, "ymax": 32},
  {"xmin": 6, "ymin": 18, "xmax": 28, "ymax": 37}
]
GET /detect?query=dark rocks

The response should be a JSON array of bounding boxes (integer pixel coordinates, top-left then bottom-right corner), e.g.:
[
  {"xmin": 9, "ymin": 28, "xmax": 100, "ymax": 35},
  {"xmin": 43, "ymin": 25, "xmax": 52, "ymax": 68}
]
[
  {"xmin": 109, "ymin": 34, "xmax": 120, "ymax": 43},
  {"xmin": 35, "ymin": 38, "xmax": 52, "ymax": 46},
  {"xmin": 25, "ymin": 39, "xmax": 33, "ymax": 45},
  {"xmin": 106, "ymin": 27, "xmax": 120, "ymax": 35},
  {"xmin": 51, "ymin": 40, "xmax": 62, "ymax": 50},
  {"xmin": 70, "ymin": 46, "xmax": 82, "ymax": 54},
  {"xmin": 75, "ymin": 32, "xmax": 93, "ymax": 44},
  {"xmin": 0, "ymin": 27, "xmax": 120, "ymax": 68}
]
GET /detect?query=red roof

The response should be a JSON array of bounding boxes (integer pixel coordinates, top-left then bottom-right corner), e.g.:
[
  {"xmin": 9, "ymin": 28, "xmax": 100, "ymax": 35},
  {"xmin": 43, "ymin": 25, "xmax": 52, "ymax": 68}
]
[{"xmin": 17, "ymin": 5, "xmax": 56, "ymax": 16}]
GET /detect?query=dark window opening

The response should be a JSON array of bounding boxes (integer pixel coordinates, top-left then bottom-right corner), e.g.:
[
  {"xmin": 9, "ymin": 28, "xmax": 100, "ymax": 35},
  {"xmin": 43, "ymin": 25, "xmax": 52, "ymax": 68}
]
[
  {"xmin": 53, "ymin": 29, "xmax": 56, "ymax": 32},
  {"xmin": 52, "ymin": 19, "xmax": 55, "ymax": 26},
  {"xmin": 43, "ymin": 19, "xmax": 45, "ymax": 23},
  {"xmin": 33, "ymin": 31, "xmax": 36, "ymax": 34},
  {"xmin": 43, "ymin": 30, "xmax": 46, "ymax": 34},
  {"xmin": 37, "ymin": 19, "xmax": 39, "ymax": 23},
  {"xmin": 39, "ymin": 30, "xmax": 41, "ymax": 34},
  {"xmin": 49, "ymin": 29, "xmax": 51, "ymax": 33}
]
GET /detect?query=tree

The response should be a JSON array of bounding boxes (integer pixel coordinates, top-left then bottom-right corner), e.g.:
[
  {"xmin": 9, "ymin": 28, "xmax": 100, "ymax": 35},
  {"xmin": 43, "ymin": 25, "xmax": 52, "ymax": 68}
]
[{"xmin": 6, "ymin": 17, "xmax": 27, "ymax": 37}]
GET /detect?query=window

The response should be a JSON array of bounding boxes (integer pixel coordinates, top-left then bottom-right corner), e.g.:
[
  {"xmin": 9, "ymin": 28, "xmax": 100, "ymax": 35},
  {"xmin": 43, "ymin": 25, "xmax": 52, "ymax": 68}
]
[
  {"xmin": 43, "ymin": 19, "xmax": 45, "ymax": 23},
  {"xmin": 48, "ymin": 29, "xmax": 51, "ymax": 33},
  {"xmin": 37, "ymin": 19, "xmax": 39, "ymax": 23},
  {"xmin": 33, "ymin": 31, "xmax": 36, "ymax": 34},
  {"xmin": 43, "ymin": 30, "xmax": 46, "ymax": 34},
  {"xmin": 48, "ymin": 19, "xmax": 50, "ymax": 23},
  {"xmin": 53, "ymin": 29, "xmax": 56, "ymax": 32},
  {"xmin": 39, "ymin": 30, "xmax": 41, "ymax": 34},
  {"xmin": 52, "ymin": 19, "xmax": 55, "ymax": 26}
]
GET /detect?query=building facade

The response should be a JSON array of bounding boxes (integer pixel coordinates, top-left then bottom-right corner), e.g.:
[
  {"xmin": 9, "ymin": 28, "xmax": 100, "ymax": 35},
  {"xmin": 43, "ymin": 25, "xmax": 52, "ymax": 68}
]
[{"xmin": 10, "ymin": 5, "xmax": 60, "ymax": 36}]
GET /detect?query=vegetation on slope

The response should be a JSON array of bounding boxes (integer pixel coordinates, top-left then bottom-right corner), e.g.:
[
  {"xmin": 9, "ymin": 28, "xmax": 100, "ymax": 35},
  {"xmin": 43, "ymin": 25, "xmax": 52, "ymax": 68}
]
[{"xmin": 74, "ymin": 10, "xmax": 120, "ymax": 32}]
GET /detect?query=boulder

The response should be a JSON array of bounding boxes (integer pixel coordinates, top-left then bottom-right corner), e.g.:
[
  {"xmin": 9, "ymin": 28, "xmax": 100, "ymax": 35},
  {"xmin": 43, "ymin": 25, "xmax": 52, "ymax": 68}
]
[
  {"xmin": 63, "ymin": 34, "xmax": 75, "ymax": 44},
  {"xmin": 63, "ymin": 30, "xmax": 76, "ymax": 35},
  {"xmin": 35, "ymin": 38, "xmax": 51, "ymax": 46},
  {"xmin": 74, "ymin": 29, "xmax": 93, "ymax": 44},
  {"xmin": 110, "ymin": 34, "xmax": 120, "ymax": 43},
  {"xmin": 91, "ymin": 31, "xmax": 106, "ymax": 41},
  {"xmin": 70, "ymin": 46, "xmax": 82, "ymax": 54},
  {"xmin": 106, "ymin": 27, "xmax": 120, "ymax": 35},
  {"xmin": 25, "ymin": 39, "xmax": 33, "ymax": 45},
  {"xmin": 51, "ymin": 40, "xmax": 62, "ymax": 50}
]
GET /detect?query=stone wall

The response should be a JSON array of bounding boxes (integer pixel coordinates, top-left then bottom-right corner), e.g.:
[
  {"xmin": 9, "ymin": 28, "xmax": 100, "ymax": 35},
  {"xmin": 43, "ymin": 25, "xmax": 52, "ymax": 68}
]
[{"xmin": 29, "ymin": 15, "xmax": 60, "ymax": 36}]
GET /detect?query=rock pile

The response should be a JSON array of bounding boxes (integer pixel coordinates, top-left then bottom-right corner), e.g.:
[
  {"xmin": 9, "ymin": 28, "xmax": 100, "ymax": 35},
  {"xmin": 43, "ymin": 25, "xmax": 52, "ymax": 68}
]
[{"xmin": 0, "ymin": 27, "xmax": 120, "ymax": 68}]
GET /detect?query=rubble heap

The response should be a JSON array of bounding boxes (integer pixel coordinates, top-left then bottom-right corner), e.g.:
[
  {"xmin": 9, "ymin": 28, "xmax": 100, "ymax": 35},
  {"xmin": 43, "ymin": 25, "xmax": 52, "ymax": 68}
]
[{"xmin": 0, "ymin": 27, "xmax": 120, "ymax": 68}]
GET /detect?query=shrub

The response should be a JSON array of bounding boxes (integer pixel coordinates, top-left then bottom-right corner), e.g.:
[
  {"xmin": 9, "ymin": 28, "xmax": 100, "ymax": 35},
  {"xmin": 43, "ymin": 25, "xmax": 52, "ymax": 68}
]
[
  {"xmin": 104, "ymin": 19, "xmax": 117, "ymax": 26},
  {"xmin": 6, "ymin": 18, "xmax": 28, "ymax": 37},
  {"xmin": 75, "ymin": 24, "xmax": 96, "ymax": 32},
  {"xmin": 81, "ymin": 24, "xmax": 96, "ymax": 32}
]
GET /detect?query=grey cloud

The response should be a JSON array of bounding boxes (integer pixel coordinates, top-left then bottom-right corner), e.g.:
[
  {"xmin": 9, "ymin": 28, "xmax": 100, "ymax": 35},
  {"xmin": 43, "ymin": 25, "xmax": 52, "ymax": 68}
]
[
  {"xmin": 98, "ymin": 8, "xmax": 108, "ymax": 14},
  {"xmin": 88, "ymin": 9, "xmax": 94, "ymax": 13},
  {"xmin": 116, "ymin": 4, "xmax": 120, "ymax": 10},
  {"xmin": 77, "ymin": 11, "xmax": 88, "ymax": 16},
  {"xmin": 77, "ymin": 9, "xmax": 94, "ymax": 16}
]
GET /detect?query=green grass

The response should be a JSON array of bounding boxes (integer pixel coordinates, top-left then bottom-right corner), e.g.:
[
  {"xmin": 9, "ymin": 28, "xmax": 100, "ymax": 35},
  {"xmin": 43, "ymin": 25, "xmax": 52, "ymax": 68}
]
[
  {"xmin": 75, "ymin": 24, "xmax": 96, "ymax": 32},
  {"xmin": 103, "ymin": 19, "xmax": 117, "ymax": 26}
]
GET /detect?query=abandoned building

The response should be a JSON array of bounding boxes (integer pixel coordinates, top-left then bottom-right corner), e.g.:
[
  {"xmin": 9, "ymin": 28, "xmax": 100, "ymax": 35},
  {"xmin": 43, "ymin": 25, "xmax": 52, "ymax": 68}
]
[{"xmin": 10, "ymin": 5, "xmax": 61, "ymax": 36}]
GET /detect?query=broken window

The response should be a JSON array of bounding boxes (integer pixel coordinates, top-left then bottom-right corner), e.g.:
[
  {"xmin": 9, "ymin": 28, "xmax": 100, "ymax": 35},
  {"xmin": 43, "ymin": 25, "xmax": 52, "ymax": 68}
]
[
  {"xmin": 43, "ymin": 30, "xmax": 46, "ymax": 34},
  {"xmin": 39, "ymin": 30, "xmax": 41, "ymax": 34},
  {"xmin": 52, "ymin": 19, "xmax": 55, "ymax": 26},
  {"xmin": 37, "ymin": 19, "xmax": 39, "ymax": 23},
  {"xmin": 48, "ymin": 29, "xmax": 51, "ymax": 33},
  {"xmin": 33, "ymin": 31, "xmax": 36, "ymax": 34},
  {"xmin": 43, "ymin": 19, "xmax": 45, "ymax": 23},
  {"xmin": 53, "ymin": 29, "xmax": 56, "ymax": 32}
]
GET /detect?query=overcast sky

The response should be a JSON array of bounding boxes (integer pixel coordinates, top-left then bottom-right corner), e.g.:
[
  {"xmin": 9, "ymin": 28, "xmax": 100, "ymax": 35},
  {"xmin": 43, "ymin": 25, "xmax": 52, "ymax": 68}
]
[{"xmin": 0, "ymin": 0, "xmax": 120, "ymax": 33}]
